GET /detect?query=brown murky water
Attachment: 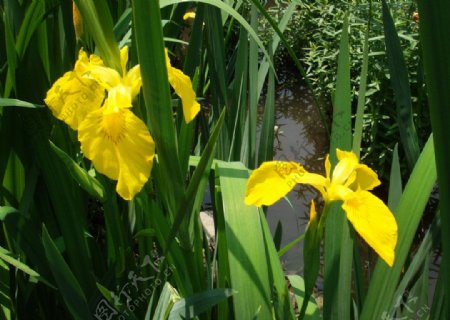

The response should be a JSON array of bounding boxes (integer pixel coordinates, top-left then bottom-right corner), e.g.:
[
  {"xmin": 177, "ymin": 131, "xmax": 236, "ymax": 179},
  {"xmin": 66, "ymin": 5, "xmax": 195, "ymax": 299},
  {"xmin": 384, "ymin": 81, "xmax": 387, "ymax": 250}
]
[{"xmin": 263, "ymin": 81, "xmax": 328, "ymax": 274}]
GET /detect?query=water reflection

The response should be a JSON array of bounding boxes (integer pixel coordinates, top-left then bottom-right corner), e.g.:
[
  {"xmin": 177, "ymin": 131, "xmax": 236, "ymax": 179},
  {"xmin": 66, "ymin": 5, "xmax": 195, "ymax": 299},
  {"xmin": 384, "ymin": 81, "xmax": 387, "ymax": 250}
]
[{"xmin": 263, "ymin": 82, "xmax": 329, "ymax": 274}]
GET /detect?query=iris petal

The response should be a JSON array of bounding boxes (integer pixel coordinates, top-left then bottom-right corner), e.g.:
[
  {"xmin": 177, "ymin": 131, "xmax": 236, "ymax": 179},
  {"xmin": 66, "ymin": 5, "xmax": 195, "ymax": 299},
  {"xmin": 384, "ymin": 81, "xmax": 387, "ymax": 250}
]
[
  {"xmin": 165, "ymin": 49, "xmax": 200, "ymax": 123},
  {"xmin": 44, "ymin": 71, "xmax": 104, "ymax": 130},
  {"xmin": 336, "ymin": 149, "xmax": 358, "ymax": 162},
  {"xmin": 327, "ymin": 183, "xmax": 352, "ymax": 202},
  {"xmin": 124, "ymin": 65, "xmax": 142, "ymax": 98},
  {"xmin": 85, "ymin": 46, "xmax": 140, "ymax": 110},
  {"xmin": 325, "ymin": 154, "xmax": 331, "ymax": 180},
  {"xmin": 332, "ymin": 156, "xmax": 358, "ymax": 186},
  {"xmin": 74, "ymin": 49, "xmax": 103, "ymax": 74},
  {"xmin": 295, "ymin": 172, "xmax": 328, "ymax": 199},
  {"xmin": 342, "ymin": 190, "xmax": 397, "ymax": 266},
  {"xmin": 183, "ymin": 12, "xmax": 196, "ymax": 20},
  {"xmin": 352, "ymin": 164, "xmax": 381, "ymax": 191},
  {"xmin": 84, "ymin": 65, "xmax": 121, "ymax": 91},
  {"xmin": 120, "ymin": 46, "xmax": 129, "ymax": 76},
  {"xmin": 45, "ymin": 49, "xmax": 105, "ymax": 130},
  {"xmin": 78, "ymin": 107, "xmax": 121, "ymax": 179},
  {"xmin": 78, "ymin": 106, "xmax": 155, "ymax": 200},
  {"xmin": 167, "ymin": 66, "xmax": 200, "ymax": 123},
  {"xmin": 108, "ymin": 84, "xmax": 132, "ymax": 109},
  {"xmin": 245, "ymin": 161, "xmax": 304, "ymax": 206},
  {"xmin": 115, "ymin": 120, "xmax": 155, "ymax": 200}
]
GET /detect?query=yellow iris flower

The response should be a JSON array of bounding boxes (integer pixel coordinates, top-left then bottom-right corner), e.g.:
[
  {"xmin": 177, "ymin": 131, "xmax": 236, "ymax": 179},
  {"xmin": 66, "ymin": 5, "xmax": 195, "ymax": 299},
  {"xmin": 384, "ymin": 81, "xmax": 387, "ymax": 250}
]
[
  {"xmin": 45, "ymin": 46, "xmax": 155, "ymax": 200},
  {"xmin": 45, "ymin": 46, "xmax": 200, "ymax": 199},
  {"xmin": 183, "ymin": 12, "xmax": 196, "ymax": 21},
  {"xmin": 245, "ymin": 149, "xmax": 398, "ymax": 266}
]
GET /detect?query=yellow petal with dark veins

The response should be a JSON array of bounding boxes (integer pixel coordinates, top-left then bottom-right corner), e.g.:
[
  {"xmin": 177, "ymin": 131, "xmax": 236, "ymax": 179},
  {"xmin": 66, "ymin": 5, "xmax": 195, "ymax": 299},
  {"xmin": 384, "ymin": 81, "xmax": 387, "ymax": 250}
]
[
  {"xmin": 44, "ymin": 70, "xmax": 104, "ymax": 130},
  {"xmin": 342, "ymin": 190, "xmax": 397, "ymax": 266},
  {"xmin": 44, "ymin": 49, "xmax": 105, "ymax": 130},
  {"xmin": 78, "ymin": 105, "xmax": 155, "ymax": 200},
  {"xmin": 245, "ymin": 161, "xmax": 305, "ymax": 206}
]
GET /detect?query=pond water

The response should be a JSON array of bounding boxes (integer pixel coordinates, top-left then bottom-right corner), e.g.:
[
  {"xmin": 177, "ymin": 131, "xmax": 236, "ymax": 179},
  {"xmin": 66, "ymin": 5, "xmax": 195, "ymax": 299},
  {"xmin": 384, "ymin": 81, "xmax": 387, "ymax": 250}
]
[{"xmin": 263, "ymin": 81, "xmax": 328, "ymax": 274}]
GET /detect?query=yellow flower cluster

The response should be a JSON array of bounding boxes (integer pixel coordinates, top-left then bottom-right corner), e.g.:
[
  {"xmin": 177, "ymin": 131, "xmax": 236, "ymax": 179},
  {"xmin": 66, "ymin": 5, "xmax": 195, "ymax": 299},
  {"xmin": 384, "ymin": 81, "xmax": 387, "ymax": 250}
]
[
  {"xmin": 245, "ymin": 149, "xmax": 398, "ymax": 266},
  {"xmin": 45, "ymin": 46, "xmax": 199, "ymax": 200}
]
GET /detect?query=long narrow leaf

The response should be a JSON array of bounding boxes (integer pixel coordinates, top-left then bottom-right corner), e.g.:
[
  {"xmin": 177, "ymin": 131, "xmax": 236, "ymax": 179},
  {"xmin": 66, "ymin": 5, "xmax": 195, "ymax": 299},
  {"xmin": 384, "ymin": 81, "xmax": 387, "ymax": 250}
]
[
  {"xmin": 133, "ymin": 0, "xmax": 184, "ymax": 216},
  {"xmin": 42, "ymin": 226, "xmax": 91, "ymax": 319},
  {"xmin": 360, "ymin": 135, "xmax": 436, "ymax": 320},
  {"xmin": 0, "ymin": 98, "xmax": 43, "ymax": 109},
  {"xmin": 73, "ymin": 0, "xmax": 120, "ymax": 70},
  {"xmin": 168, "ymin": 289, "xmax": 234, "ymax": 320},
  {"xmin": 0, "ymin": 245, "xmax": 39, "ymax": 279},
  {"xmin": 257, "ymin": 48, "xmax": 275, "ymax": 166},
  {"xmin": 50, "ymin": 142, "xmax": 105, "ymax": 202},
  {"xmin": 15, "ymin": 0, "xmax": 45, "ymax": 58},
  {"xmin": 215, "ymin": 162, "xmax": 278, "ymax": 318},
  {"xmin": 382, "ymin": 0, "xmax": 420, "ymax": 170},
  {"xmin": 352, "ymin": 28, "xmax": 370, "ymax": 156},
  {"xmin": 388, "ymin": 144, "xmax": 402, "ymax": 211},
  {"xmin": 417, "ymin": 1, "xmax": 450, "ymax": 317},
  {"xmin": 323, "ymin": 15, "xmax": 353, "ymax": 320}
]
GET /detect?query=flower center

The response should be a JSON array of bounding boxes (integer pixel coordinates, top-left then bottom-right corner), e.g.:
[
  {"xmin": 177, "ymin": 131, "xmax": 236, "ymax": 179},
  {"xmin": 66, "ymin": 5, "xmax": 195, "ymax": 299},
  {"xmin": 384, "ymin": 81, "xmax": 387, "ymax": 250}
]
[{"xmin": 101, "ymin": 109, "xmax": 126, "ymax": 144}]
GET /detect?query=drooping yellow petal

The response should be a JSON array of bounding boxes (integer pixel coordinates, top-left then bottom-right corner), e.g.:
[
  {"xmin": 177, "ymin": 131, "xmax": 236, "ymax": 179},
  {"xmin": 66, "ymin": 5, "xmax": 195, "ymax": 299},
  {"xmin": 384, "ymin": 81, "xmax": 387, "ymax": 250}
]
[
  {"xmin": 45, "ymin": 49, "xmax": 105, "ymax": 130},
  {"xmin": 78, "ymin": 105, "xmax": 155, "ymax": 200},
  {"xmin": 164, "ymin": 49, "xmax": 200, "ymax": 123},
  {"xmin": 245, "ymin": 161, "xmax": 305, "ymax": 206},
  {"xmin": 77, "ymin": 107, "xmax": 120, "ymax": 179},
  {"xmin": 167, "ymin": 66, "xmax": 200, "ymax": 123},
  {"xmin": 115, "ymin": 120, "xmax": 155, "ymax": 200},
  {"xmin": 164, "ymin": 48, "xmax": 173, "ymax": 68},
  {"xmin": 342, "ymin": 190, "xmax": 398, "ymax": 266},
  {"xmin": 44, "ymin": 71, "xmax": 104, "ymax": 130}
]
